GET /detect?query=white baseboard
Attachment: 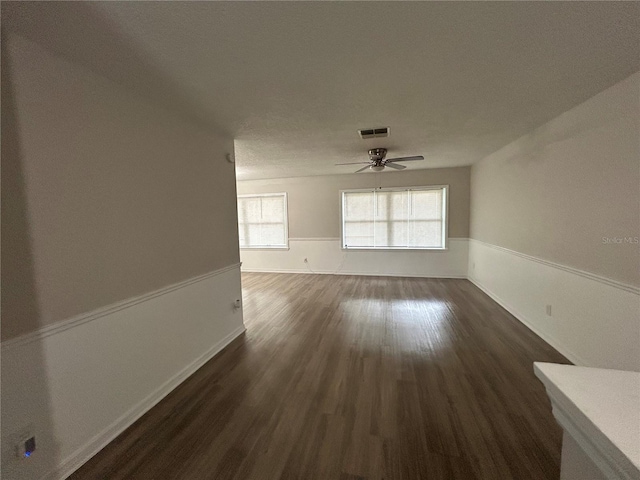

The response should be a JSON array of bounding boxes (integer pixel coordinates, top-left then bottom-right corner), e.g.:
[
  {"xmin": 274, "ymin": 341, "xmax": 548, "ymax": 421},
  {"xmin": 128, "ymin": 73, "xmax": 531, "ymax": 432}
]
[
  {"xmin": 241, "ymin": 267, "xmax": 336, "ymax": 275},
  {"xmin": 468, "ymin": 240, "xmax": 640, "ymax": 371},
  {"xmin": 240, "ymin": 238, "xmax": 469, "ymax": 278},
  {"xmin": 243, "ymin": 267, "xmax": 466, "ymax": 279},
  {"xmin": 4, "ymin": 240, "xmax": 636, "ymax": 479},
  {"xmin": 49, "ymin": 325, "xmax": 245, "ymax": 480},
  {"xmin": 245, "ymin": 239, "xmax": 639, "ymax": 372},
  {"xmin": 1, "ymin": 264, "xmax": 245, "ymax": 480},
  {"xmin": 468, "ymin": 275, "xmax": 586, "ymax": 366}
]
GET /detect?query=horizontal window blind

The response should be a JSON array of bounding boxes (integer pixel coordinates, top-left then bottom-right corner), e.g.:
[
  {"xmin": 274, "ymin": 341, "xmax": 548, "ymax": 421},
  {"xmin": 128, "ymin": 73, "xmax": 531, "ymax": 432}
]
[
  {"xmin": 342, "ymin": 187, "xmax": 446, "ymax": 249},
  {"xmin": 238, "ymin": 193, "xmax": 288, "ymax": 248}
]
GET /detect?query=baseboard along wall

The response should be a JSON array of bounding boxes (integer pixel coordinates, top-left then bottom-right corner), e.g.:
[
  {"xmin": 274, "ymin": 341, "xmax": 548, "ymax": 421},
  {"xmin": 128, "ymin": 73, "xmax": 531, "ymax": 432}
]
[
  {"xmin": 1, "ymin": 264, "xmax": 245, "ymax": 480},
  {"xmin": 467, "ymin": 239, "xmax": 639, "ymax": 372},
  {"xmin": 240, "ymin": 238, "xmax": 469, "ymax": 278},
  {"xmin": 3, "ymin": 240, "xmax": 637, "ymax": 479}
]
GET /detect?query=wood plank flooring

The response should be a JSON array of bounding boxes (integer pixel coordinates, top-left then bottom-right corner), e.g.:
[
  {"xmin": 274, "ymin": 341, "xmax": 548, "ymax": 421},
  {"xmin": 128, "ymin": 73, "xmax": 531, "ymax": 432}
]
[{"xmin": 71, "ymin": 273, "xmax": 569, "ymax": 480}]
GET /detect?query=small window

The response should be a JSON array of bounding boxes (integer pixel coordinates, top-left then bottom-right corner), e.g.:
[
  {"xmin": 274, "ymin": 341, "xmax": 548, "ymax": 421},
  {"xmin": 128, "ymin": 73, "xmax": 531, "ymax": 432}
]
[
  {"xmin": 237, "ymin": 193, "xmax": 288, "ymax": 248},
  {"xmin": 341, "ymin": 186, "xmax": 447, "ymax": 249}
]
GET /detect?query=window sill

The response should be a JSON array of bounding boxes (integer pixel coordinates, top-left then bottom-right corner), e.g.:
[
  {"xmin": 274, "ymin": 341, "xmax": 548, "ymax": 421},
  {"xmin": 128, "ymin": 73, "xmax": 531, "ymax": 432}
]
[
  {"xmin": 341, "ymin": 247, "xmax": 448, "ymax": 252},
  {"xmin": 240, "ymin": 246, "xmax": 290, "ymax": 251}
]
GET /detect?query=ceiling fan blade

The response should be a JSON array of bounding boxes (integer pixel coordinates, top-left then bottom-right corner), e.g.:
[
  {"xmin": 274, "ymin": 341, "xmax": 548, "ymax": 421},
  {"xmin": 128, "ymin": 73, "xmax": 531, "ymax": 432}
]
[
  {"xmin": 335, "ymin": 161, "xmax": 373, "ymax": 166},
  {"xmin": 385, "ymin": 155, "xmax": 424, "ymax": 163},
  {"xmin": 385, "ymin": 163, "xmax": 406, "ymax": 170},
  {"xmin": 355, "ymin": 165, "xmax": 371, "ymax": 173}
]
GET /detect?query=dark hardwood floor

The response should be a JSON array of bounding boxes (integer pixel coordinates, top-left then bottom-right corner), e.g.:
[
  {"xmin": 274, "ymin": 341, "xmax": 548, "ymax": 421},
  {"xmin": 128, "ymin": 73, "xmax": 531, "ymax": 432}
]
[{"xmin": 71, "ymin": 273, "xmax": 569, "ymax": 479}]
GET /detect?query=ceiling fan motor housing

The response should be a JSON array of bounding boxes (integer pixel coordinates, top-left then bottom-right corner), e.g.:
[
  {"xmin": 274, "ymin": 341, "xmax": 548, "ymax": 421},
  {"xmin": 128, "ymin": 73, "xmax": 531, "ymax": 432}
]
[{"xmin": 368, "ymin": 148, "xmax": 387, "ymax": 164}]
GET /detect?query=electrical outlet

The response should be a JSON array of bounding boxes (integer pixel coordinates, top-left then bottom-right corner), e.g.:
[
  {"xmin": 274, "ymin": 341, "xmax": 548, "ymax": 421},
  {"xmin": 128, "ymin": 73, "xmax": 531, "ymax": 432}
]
[{"xmin": 545, "ymin": 305, "xmax": 552, "ymax": 316}]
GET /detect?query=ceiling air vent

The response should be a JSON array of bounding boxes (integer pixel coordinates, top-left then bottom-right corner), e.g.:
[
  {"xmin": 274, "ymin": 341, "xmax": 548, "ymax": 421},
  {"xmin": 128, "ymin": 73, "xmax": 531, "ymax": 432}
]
[{"xmin": 358, "ymin": 127, "xmax": 389, "ymax": 139}]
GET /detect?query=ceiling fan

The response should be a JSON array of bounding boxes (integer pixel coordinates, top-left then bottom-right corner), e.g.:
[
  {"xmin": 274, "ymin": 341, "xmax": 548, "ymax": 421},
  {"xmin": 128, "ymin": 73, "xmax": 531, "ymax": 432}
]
[{"xmin": 336, "ymin": 148, "xmax": 424, "ymax": 173}]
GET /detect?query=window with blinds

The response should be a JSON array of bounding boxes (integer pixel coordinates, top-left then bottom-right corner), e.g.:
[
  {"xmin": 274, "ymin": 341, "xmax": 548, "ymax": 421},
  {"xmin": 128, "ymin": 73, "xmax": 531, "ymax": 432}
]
[
  {"xmin": 237, "ymin": 193, "xmax": 288, "ymax": 248},
  {"xmin": 341, "ymin": 186, "xmax": 447, "ymax": 249}
]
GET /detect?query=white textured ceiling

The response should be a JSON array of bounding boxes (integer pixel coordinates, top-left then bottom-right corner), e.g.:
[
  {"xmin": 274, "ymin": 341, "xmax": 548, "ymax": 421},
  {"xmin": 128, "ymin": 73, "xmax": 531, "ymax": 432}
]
[{"xmin": 4, "ymin": 2, "xmax": 639, "ymax": 180}]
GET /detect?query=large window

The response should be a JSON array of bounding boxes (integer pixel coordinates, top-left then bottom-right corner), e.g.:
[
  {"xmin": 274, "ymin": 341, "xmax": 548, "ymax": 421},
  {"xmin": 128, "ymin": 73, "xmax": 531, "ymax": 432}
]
[
  {"xmin": 341, "ymin": 186, "xmax": 447, "ymax": 249},
  {"xmin": 237, "ymin": 193, "xmax": 288, "ymax": 248}
]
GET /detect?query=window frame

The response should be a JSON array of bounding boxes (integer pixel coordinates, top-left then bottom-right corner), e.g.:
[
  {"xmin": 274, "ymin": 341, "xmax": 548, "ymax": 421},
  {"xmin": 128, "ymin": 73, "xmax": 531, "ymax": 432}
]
[
  {"xmin": 340, "ymin": 185, "xmax": 449, "ymax": 251},
  {"xmin": 237, "ymin": 192, "xmax": 289, "ymax": 250}
]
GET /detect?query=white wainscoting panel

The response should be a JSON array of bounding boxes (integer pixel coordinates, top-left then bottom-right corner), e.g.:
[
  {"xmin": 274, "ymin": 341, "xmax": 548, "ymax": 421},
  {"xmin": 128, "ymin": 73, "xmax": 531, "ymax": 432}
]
[
  {"xmin": 468, "ymin": 240, "xmax": 640, "ymax": 371},
  {"xmin": 240, "ymin": 238, "xmax": 469, "ymax": 278},
  {"xmin": 1, "ymin": 264, "xmax": 245, "ymax": 480}
]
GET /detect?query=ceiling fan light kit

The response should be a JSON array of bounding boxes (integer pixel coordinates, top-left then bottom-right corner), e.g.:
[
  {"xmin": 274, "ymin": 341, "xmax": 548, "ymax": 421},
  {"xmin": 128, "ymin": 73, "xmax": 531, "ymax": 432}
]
[{"xmin": 335, "ymin": 147, "xmax": 425, "ymax": 173}]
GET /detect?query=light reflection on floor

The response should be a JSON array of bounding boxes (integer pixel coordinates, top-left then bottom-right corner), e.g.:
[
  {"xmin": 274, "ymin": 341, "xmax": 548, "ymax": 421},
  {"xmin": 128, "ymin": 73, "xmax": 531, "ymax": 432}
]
[{"xmin": 338, "ymin": 297, "xmax": 454, "ymax": 353}]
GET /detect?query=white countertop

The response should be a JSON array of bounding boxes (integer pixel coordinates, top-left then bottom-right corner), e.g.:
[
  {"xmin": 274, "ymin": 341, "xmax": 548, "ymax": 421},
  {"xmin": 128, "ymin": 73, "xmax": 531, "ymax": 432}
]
[{"xmin": 534, "ymin": 362, "xmax": 640, "ymax": 480}]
